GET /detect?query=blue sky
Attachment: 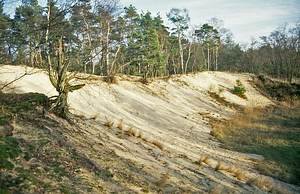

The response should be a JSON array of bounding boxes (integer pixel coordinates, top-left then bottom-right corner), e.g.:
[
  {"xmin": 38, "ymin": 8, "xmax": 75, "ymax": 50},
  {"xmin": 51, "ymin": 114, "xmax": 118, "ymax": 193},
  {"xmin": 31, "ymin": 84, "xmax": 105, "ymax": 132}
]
[
  {"xmin": 120, "ymin": 0, "xmax": 300, "ymax": 44},
  {"xmin": 4, "ymin": 0, "xmax": 300, "ymax": 44}
]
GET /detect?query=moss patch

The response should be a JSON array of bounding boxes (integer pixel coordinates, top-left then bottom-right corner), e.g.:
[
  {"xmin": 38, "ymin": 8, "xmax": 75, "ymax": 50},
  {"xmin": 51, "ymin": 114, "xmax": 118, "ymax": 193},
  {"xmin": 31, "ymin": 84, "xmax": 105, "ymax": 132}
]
[
  {"xmin": 0, "ymin": 136, "xmax": 22, "ymax": 169},
  {"xmin": 0, "ymin": 92, "xmax": 48, "ymax": 113}
]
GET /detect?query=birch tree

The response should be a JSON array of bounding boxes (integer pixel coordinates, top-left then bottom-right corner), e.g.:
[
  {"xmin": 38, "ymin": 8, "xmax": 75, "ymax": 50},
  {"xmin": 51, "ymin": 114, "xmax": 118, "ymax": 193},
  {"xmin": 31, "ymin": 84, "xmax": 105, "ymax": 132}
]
[{"xmin": 167, "ymin": 8, "xmax": 190, "ymax": 74}]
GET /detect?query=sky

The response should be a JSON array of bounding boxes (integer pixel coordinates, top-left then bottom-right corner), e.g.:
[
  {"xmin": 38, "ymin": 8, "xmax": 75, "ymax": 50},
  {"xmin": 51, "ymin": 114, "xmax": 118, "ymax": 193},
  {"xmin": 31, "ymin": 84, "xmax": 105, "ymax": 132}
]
[
  {"xmin": 4, "ymin": 0, "xmax": 300, "ymax": 44},
  {"xmin": 120, "ymin": 0, "xmax": 300, "ymax": 44}
]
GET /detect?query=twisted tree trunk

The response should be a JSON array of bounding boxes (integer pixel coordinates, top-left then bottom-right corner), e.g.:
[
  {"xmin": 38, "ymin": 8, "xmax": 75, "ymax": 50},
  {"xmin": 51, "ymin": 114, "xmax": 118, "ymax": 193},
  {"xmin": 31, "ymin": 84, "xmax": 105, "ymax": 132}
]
[{"xmin": 52, "ymin": 90, "xmax": 69, "ymax": 118}]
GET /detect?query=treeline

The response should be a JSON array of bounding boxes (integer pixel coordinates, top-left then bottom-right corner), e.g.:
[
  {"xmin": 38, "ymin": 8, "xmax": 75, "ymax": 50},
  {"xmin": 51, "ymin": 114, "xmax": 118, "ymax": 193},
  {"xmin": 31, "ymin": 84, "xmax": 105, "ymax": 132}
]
[
  {"xmin": 219, "ymin": 25, "xmax": 300, "ymax": 83},
  {"xmin": 1, "ymin": 0, "xmax": 299, "ymax": 82}
]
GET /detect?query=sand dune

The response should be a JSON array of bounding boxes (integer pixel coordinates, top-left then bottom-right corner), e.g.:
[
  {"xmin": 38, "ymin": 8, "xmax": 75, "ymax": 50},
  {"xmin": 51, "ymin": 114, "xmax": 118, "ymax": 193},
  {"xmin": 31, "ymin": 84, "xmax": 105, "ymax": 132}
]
[{"xmin": 2, "ymin": 65, "xmax": 298, "ymax": 193}]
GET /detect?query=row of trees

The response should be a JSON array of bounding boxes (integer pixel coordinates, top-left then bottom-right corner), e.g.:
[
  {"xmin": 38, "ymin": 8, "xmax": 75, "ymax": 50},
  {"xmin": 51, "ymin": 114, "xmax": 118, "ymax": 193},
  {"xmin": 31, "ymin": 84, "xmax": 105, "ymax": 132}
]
[
  {"xmin": 0, "ymin": 0, "xmax": 299, "ymax": 117},
  {"xmin": 0, "ymin": 0, "xmax": 229, "ymax": 77},
  {"xmin": 219, "ymin": 24, "xmax": 300, "ymax": 83}
]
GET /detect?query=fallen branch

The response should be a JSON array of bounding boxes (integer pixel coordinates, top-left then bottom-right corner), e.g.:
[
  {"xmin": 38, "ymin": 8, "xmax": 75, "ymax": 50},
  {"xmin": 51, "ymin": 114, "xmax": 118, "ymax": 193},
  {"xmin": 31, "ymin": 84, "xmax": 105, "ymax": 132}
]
[
  {"xmin": 0, "ymin": 72, "xmax": 28, "ymax": 91},
  {"xmin": 0, "ymin": 67, "xmax": 39, "ymax": 91}
]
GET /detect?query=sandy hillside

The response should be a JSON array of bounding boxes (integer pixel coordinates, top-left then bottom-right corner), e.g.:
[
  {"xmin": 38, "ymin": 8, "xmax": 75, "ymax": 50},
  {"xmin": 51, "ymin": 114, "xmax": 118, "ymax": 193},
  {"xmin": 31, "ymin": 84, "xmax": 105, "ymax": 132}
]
[{"xmin": 1, "ymin": 65, "xmax": 298, "ymax": 193}]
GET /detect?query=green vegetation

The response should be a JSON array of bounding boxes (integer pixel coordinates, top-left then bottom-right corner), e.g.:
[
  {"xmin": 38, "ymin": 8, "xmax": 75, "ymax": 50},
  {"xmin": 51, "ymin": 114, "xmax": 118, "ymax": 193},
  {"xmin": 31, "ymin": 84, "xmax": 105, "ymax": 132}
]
[
  {"xmin": 255, "ymin": 75, "xmax": 300, "ymax": 101},
  {"xmin": 211, "ymin": 106, "xmax": 300, "ymax": 185},
  {"xmin": 231, "ymin": 80, "xmax": 247, "ymax": 99},
  {"xmin": 0, "ymin": 0, "xmax": 299, "ymax": 192},
  {"xmin": 1, "ymin": 0, "xmax": 299, "ymax": 81},
  {"xmin": 0, "ymin": 92, "xmax": 48, "ymax": 112},
  {"xmin": 0, "ymin": 92, "xmax": 75, "ymax": 193},
  {"xmin": 0, "ymin": 136, "xmax": 22, "ymax": 169},
  {"xmin": 0, "ymin": 92, "xmax": 48, "ymax": 126}
]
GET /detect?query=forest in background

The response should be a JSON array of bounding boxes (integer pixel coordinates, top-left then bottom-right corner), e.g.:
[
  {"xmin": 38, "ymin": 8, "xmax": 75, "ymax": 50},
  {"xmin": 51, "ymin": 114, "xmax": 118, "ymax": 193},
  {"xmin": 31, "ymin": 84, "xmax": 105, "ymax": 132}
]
[
  {"xmin": 0, "ymin": 0, "xmax": 299, "ymax": 117},
  {"xmin": 0, "ymin": 0, "xmax": 299, "ymax": 81}
]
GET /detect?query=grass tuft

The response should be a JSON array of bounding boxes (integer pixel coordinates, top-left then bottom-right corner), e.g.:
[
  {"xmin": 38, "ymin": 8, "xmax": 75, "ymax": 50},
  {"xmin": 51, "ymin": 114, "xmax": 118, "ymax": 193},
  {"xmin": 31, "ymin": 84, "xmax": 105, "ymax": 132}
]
[
  {"xmin": 151, "ymin": 140, "xmax": 164, "ymax": 150},
  {"xmin": 208, "ymin": 91, "xmax": 238, "ymax": 108},
  {"xmin": 247, "ymin": 176, "xmax": 273, "ymax": 192},
  {"xmin": 209, "ymin": 184, "xmax": 228, "ymax": 194},
  {"xmin": 234, "ymin": 169, "xmax": 248, "ymax": 181},
  {"xmin": 117, "ymin": 119, "xmax": 124, "ymax": 130},
  {"xmin": 124, "ymin": 127, "xmax": 136, "ymax": 137},
  {"xmin": 103, "ymin": 75, "xmax": 118, "ymax": 84},
  {"xmin": 199, "ymin": 155, "xmax": 210, "ymax": 165},
  {"xmin": 215, "ymin": 162, "xmax": 229, "ymax": 171},
  {"xmin": 104, "ymin": 117, "xmax": 114, "ymax": 128},
  {"xmin": 156, "ymin": 173, "xmax": 169, "ymax": 187}
]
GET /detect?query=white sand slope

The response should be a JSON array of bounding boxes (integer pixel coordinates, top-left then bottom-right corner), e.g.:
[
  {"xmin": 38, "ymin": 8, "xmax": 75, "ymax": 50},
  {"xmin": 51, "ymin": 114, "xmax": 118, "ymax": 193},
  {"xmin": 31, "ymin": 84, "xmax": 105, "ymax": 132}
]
[{"xmin": 1, "ymin": 65, "xmax": 299, "ymax": 193}]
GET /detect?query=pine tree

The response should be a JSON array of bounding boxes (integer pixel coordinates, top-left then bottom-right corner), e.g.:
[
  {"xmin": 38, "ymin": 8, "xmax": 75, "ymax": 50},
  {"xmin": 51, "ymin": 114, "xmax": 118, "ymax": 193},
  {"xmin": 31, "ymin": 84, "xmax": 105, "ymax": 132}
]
[
  {"xmin": 12, "ymin": 0, "xmax": 44, "ymax": 66},
  {"xmin": 70, "ymin": 0, "xmax": 96, "ymax": 73},
  {"xmin": 123, "ymin": 5, "xmax": 141, "ymax": 75}
]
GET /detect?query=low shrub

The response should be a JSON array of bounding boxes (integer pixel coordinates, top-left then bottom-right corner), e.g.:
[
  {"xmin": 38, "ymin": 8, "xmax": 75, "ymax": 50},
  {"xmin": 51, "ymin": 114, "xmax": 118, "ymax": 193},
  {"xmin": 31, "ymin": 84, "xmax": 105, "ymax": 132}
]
[{"xmin": 232, "ymin": 80, "xmax": 247, "ymax": 99}]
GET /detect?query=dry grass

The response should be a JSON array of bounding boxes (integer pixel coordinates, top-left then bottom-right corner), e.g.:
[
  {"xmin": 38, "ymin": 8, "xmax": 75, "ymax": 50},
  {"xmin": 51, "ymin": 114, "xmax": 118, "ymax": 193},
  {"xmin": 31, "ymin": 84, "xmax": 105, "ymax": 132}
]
[
  {"xmin": 124, "ymin": 127, "xmax": 143, "ymax": 138},
  {"xmin": 199, "ymin": 155, "xmax": 210, "ymax": 165},
  {"xmin": 151, "ymin": 140, "xmax": 164, "ymax": 150},
  {"xmin": 208, "ymin": 91, "xmax": 238, "ymax": 108},
  {"xmin": 89, "ymin": 114, "xmax": 99, "ymax": 120},
  {"xmin": 215, "ymin": 162, "xmax": 229, "ymax": 171},
  {"xmin": 270, "ymin": 184, "xmax": 293, "ymax": 194},
  {"xmin": 233, "ymin": 169, "xmax": 248, "ymax": 181},
  {"xmin": 104, "ymin": 117, "xmax": 114, "ymax": 128},
  {"xmin": 141, "ymin": 136, "xmax": 149, "ymax": 142},
  {"xmin": 103, "ymin": 75, "xmax": 118, "ymax": 84},
  {"xmin": 138, "ymin": 133, "xmax": 163, "ymax": 150},
  {"xmin": 139, "ymin": 78, "xmax": 149, "ymax": 85},
  {"xmin": 136, "ymin": 131, "xmax": 143, "ymax": 138},
  {"xmin": 211, "ymin": 106, "xmax": 300, "ymax": 185},
  {"xmin": 208, "ymin": 84, "xmax": 217, "ymax": 93},
  {"xmin": 156, "ymin": 173, "xmax": 169, "ymax": 187},
  {"xmin": 254, "ymin": 177, "xmax": 293, "ymax": 194},
  {"xmin": 247, "ymin": 176, "xmax": 273, "ymax": 192},
  {"xmin": 209, "ymin": 185, "xmax": 227, "ymax": 194},
  {"xmin": 116, "ymin": 120, "xmax": 143, "ymax": 138},
  {"xmin": 214, "ymin": 162, "xmax": 249, "ymax": 181},
  {"xmin": 211, "ymin": 107, "xmax": 262, "ymax": 139},
  {"xmin": 124, "ymin": 127, "xmax": 136, "ymax": 136},
  {"xmin": 117, "ymin": 119, "xmax": 124, "ymax": 130}
]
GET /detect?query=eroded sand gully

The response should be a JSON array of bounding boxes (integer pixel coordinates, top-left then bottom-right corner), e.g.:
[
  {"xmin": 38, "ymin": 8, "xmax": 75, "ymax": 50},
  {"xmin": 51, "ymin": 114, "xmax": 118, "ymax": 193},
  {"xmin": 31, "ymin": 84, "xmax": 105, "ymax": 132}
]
[{"xmin": 1, "ymin": 65, "xmax": 299, "ymax": 193}]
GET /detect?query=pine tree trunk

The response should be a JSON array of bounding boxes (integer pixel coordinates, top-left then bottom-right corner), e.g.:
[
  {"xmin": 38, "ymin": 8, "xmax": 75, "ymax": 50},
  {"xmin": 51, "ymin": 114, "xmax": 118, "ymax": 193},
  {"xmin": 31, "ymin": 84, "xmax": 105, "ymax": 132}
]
[
  {"xmin": 184, "ymin": 43, "xmax": 192, "ymax": 74},
  {"xmin": 106, "ymin": 22, "xmax": 110, "ymax": 76},
  {"xmin": 178, "ymin": 32, "xmax": 184, "ymax": 74},
  {"xmin": 92, "ymin": 63, "xmax": 95, "ymax": 74},
  {"xmin": 207, "ymin": 46, "xmax": 210, "ymax": 71},
  {"xmin": 215, "ymin": 47, "xmax": 218, "ymax": 71}
]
